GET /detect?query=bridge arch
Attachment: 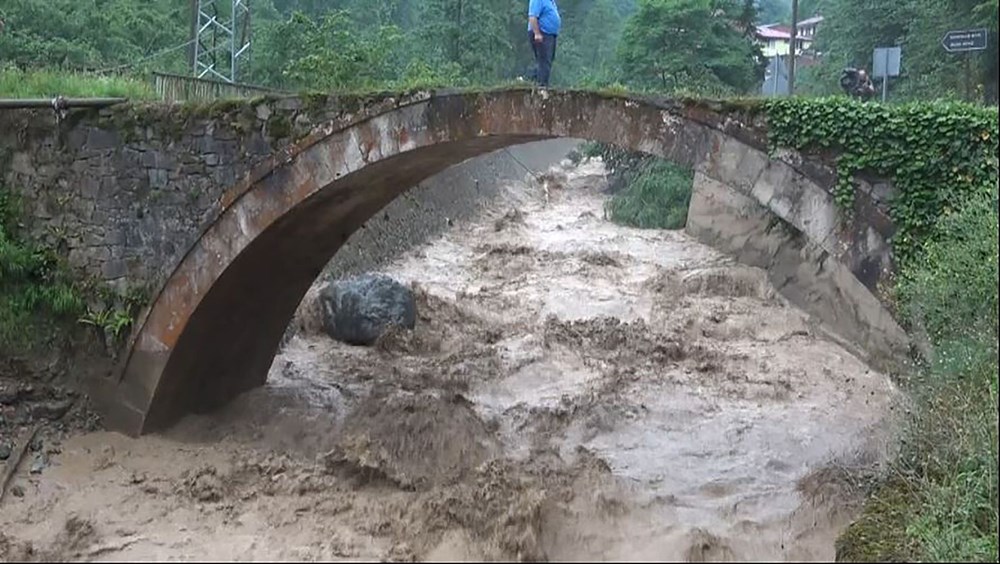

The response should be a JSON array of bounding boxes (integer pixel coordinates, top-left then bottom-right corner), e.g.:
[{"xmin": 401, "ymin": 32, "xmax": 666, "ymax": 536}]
[{"xmin": 97, "ymin": 89, "xmax": 903, "ymax": 435}]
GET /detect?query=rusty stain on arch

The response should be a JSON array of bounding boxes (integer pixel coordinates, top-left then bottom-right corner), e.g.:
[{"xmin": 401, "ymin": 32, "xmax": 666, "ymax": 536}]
[{"xmin": 95, "ymin": 88, "xmax": 874, "ymax": 436}]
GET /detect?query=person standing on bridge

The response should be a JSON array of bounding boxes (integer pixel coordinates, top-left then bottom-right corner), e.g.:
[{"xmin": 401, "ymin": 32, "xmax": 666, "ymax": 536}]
[{"xmin": 528, "ymin": 0, "xmax": 561, "ymax": 87}]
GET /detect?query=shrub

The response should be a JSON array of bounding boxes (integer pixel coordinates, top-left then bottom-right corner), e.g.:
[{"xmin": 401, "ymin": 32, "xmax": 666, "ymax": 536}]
[
  {"xmin": 839, "ymin": 190, "xmax": 999, "ymax": 563},
  {"xmin": 604, "ymin": 159, "xmax": 693, "ymax": 230},
  {"xmin": 0, "ymin": 189, "xmax": 85, "ymax": 350}
]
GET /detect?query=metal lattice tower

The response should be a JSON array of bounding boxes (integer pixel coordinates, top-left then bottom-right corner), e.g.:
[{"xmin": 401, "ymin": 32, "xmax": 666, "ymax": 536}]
[{"xmin": 191, "ymin": 0, "xmax": 251, "ymax": 83}]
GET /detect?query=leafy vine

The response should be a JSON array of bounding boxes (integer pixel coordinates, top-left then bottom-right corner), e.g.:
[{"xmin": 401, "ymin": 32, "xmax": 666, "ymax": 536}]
[{"xmin": 765, "ymin": 97, "xmax": 999, "ymax": 266}]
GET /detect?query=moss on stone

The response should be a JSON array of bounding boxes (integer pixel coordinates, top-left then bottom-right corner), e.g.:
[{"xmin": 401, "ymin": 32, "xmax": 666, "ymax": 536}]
[
  {"xmin": 301, "ymin": 92, "xmax": 330, "ymax": 115},
  {"xmin": 266, "ymin": 113, "xmax": 293, "ymax": 141}
]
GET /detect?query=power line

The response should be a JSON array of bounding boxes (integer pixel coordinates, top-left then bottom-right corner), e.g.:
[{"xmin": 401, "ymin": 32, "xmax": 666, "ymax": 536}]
[
  {"xmin": 93, "ymin": 38, "xmax": 197, "ymax": 75},
  {"xmin": 503, "ymin": 147, "xmax": 543, "ymax": 181}
]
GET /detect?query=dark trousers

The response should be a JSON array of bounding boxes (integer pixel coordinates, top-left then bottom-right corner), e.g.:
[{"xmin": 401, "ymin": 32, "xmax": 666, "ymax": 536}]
[{"xmin": 529, "ymin": 32, "xmax": 557, "ymax": 86}]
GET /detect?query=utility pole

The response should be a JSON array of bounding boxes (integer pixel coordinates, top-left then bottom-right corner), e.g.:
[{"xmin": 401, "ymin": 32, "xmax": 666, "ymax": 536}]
[
  {"xmin": 189, "ymin": 0, "xmax": 199, "ymax": 72},
  {"xmin": 882, "ymin": 48, "xmax": 890, "ymax": 102},
  {"xmin": 788, "ymin": 0, "xmax": 798, "ymax": 96}
]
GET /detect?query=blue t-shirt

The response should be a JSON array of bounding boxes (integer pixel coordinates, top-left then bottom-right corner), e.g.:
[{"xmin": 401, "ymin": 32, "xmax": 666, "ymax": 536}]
[{"xmin": 528, "ymin": 0, "xmax": 561, "ymax": 35}]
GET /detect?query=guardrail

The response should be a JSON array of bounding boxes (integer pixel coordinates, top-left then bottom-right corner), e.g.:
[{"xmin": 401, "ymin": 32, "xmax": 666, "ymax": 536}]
[
  {"xmin": 152, "ymin": 71, "xmax": 288, "ymax": 103},
  {"xmin": 0, "ymin": 97, "xmax": 128, "ymax": 109}
]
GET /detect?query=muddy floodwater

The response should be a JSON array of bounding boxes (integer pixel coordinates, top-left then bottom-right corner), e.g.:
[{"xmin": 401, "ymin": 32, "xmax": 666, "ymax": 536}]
[{"xmin": 1, "ymin": 157, "xmax": 901, "ymax": 562}]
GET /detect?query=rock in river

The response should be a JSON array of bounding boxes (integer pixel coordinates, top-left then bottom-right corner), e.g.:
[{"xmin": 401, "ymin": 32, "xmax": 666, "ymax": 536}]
[{"xmin": 319, "ymin": 274, "xmax": 417, "ymax": 346}]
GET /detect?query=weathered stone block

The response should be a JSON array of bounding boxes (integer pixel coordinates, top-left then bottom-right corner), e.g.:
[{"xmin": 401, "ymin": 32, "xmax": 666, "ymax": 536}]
[
  {"xmin": 81, "ymin": 177, "xmax": 102, "ymax": 198},
  {"xmin": 102, "ymin": 259, "xmax": 128, "ymax": 280},
  {"xmin": 11, "ymin": 152, "xmax": 33, "ymax": 175},
  {"xmin": 86, "ymin": 128, "xmax": 120, "ymax": 150},
  {"xmin": 148, "ymin": 169, "xmax": 169, "ymax": 190}
]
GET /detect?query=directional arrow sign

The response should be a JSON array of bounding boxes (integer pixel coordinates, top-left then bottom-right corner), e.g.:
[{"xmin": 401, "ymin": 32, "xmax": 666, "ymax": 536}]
[{"xmin": 941, "ymin": 28, "xmax": 989, "ymax": 53}]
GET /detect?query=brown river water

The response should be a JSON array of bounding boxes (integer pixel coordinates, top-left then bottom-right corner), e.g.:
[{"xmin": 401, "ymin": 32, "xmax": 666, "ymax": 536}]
[{"xmin": 0, "ymin": 156, "xmax": 902, "ymax": 562}]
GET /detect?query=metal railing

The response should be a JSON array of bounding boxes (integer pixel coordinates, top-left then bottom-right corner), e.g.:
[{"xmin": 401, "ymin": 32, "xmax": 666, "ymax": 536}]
[
  {"xmin": 0, "ymin": 97, "xmax": 127, "ymax": 109},
  {"xmin": 152, "ymin": 71, "xmax": 287, "ymax": 103}
]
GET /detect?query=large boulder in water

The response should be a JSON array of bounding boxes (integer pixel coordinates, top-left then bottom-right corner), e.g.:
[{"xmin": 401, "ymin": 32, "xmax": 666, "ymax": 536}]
[{"xmin": 319, "ymin": 273, "xmax": 417, "ymax": 346}]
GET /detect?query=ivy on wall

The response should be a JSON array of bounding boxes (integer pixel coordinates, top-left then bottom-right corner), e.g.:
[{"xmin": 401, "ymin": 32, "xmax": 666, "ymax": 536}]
[{"xmin": 765, "ymin": 97, "xmax": 999, "ymax": 266}]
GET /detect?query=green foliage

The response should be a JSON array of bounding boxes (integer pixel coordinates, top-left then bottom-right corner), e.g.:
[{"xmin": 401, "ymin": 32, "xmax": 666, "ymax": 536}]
[
  {"xmin": 1, "ymin": 188, "xmax": 145, "ymax": 350},
  {"xmin": 415, "ymin": 0, "xmax": 518, "ymax": 85},
  {"xmin": 604, "ymin": 159, "xmax": 694, "ymax": 230},
  {"xmin": 765, "ymin": 97, "xmax": 999, "ymax": 267},
  {"xmin": 0, "ymin": 0, "xmax": 189, "ymax": 73},
  {"xmin": 617, "ymin": 0, "xmax": 766, "ymax": 94},
  {"xmin": 79, "ymin": 288, "xmax": 146, "ymax": 341},
  {"xmin": 0, "ymin": 66, "xmax": 155, "ymax": 99},
  {"xmin": 897, "ymin": 191, "xmax": 999, "ymax": 343},
  {"xmin": 837, "ymin": 182, "xmax": 999, "ymax": 563},
  {"xmin": 763, "ymin": 99, "xmax": 997, "ymax": 561},
  {"xmin": 255, "ymin": 11, "xmax": 410, "ymax": 91},
  {"xmin": 755, "ymin": 0, "xmax": 791, "ymax": 24},
  {"xmin": 800, "ymin": 0, "xmax": 999, "ymax": 104},
  {"xmin": 581, "ymin": 141, "xmax": 694, "ymax": 229},
  {"xmin": 550, "ymin": 0, "xmax": 628, "ymax": 87},
  {"xmin": 835, "ymin": 478, "xmax": 921, "ymax": 561},
  {"xmin": 0, "ymin": 189, "xmax": 85, "ymax": 350},
  {"xmin": 1, "ymin": 0, "xmax": 764, "ymax": 97}
]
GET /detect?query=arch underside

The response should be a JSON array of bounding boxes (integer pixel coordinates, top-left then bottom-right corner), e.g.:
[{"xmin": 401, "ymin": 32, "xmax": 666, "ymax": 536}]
[{"xmin": 95, "ymin": 90, "xmax": 901, "ymax": 436}]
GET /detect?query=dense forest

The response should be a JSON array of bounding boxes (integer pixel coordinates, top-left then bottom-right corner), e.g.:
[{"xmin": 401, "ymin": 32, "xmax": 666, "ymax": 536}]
[{"xmin": 1, "ymin": 0, "xmax": 996, "ymax": 102}]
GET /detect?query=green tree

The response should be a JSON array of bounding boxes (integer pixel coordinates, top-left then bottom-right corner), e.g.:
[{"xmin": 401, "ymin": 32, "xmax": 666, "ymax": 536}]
[
  {"xmin": 416, "ymin": 0, "xmax": 516, "ymax": 84},
  {"xmin": 250, "ymin": 10, "xmax": 409, "ymax": 90},
  {"xmin": 551, "ymin": 0, "xmax": 627, "ymax": 86},
  {"xmin": 798, "ymin": 0, "xmax": 826, "ymax": 18},
  {"xmin": 616, "ymin": 0, "xmax": 766, "ymax": 93},
  {"xmin": 756, "ymin": 0, "xmax": 790, "ymax": 24},
  {"xmin": 0, "ymin": 0, "xmax": 187, "ymax": 71}
]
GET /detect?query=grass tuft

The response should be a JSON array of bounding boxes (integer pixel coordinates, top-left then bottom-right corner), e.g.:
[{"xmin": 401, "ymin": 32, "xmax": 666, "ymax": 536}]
[{"xmin": 0, "ymin": 66, "xmax": 155, "ymax": 99}]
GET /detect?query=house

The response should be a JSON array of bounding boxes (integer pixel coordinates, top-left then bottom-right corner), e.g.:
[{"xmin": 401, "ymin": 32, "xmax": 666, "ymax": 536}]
[
  {"xmin": 754, "ymin": 16, "xmax": 824, "ymax": 57},
  {"xmin": 797, "ymin": 16, "xmax": 824, "ymax": 41},
  {"xmin": 756, "ymin": 16, "xmax": 824, "ymax": 97}
]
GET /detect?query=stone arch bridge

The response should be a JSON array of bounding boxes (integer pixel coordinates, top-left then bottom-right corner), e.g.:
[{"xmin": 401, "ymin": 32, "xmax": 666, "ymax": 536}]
[{"xmin": 0, "ymin": 88, "xmax": 907, "ymax": 436}]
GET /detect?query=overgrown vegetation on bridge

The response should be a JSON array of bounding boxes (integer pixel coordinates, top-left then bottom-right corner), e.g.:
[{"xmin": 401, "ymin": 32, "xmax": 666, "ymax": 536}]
[{"xmin": 766, "ymin": 97, "xmax": 999, "ymax": 268}]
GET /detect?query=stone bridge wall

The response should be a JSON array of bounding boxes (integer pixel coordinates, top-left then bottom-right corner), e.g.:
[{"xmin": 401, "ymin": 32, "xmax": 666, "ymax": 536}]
[
  {"xmin": 1, "ymin": 96, "xmax": 339, "ymax": 296},
  {"xmin": 1, "ymin": 94, "xmax": 898, "ymax": 307},
  {"xmin": 0, "ymin": 93, "xmax": 897, "ymax": 307}
]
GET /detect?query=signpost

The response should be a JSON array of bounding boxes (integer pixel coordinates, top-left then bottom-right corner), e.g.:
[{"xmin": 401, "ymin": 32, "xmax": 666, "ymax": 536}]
[
  {"xmin": 872, "ymin": 47, "xmax": 902, "ymax": 103},
  {"xmin": 941, "ymin": 29, "xmax": 989, "ymax": 53},
  {"xmin": 941, "ymin": 29, "xmax": 990, "ymax": 102}
]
